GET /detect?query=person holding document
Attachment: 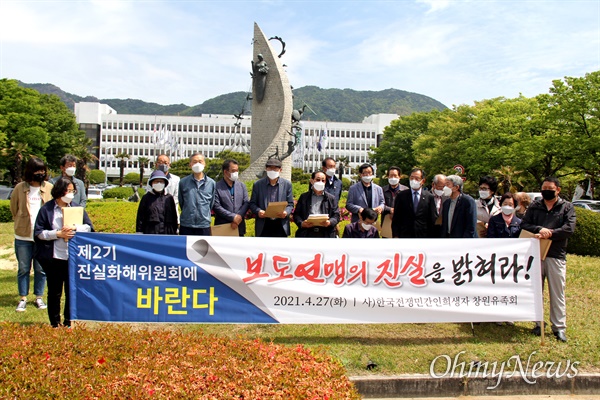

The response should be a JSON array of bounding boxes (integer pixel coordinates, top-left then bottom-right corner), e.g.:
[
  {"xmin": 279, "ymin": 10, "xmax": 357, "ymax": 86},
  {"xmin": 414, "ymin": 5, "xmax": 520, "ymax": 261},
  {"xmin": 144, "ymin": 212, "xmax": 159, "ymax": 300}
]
[
  {"xmin": 249, "ymin": 158, "xmax": 294, "ymax": 237},
  {"xmin": 34, "ymin": 177, "xmax": 93, "ymax": 328},
  {"xmin": 293, "ymin": 171, "xmax": 339, "ymax": 238}
]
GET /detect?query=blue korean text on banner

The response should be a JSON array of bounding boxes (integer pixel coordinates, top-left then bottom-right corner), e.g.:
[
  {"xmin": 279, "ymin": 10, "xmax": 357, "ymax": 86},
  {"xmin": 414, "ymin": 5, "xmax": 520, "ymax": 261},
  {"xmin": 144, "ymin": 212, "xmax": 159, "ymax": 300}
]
[{"xmin": 69, "ymin": 233, "xmax": 278, "ymax": 323}]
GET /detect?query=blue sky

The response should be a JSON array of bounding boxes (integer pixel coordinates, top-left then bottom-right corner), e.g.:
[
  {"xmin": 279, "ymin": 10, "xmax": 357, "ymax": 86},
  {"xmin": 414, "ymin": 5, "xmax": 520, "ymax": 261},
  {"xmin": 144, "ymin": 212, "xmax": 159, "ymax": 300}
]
[{"xmin": 1, "ymin": 0, "xmax": 598, "ymax": 109}]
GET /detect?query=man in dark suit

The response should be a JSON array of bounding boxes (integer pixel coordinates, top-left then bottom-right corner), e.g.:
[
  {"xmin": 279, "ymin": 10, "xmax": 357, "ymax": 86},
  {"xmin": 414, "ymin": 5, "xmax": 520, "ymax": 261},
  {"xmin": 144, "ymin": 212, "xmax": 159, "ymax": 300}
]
[
  {"xmin": 441, "ymin": 175, "xmax": 478, "ymax": 238},
  {"xmin": 391, "ymin": 168, "xmax": 435, "ymax": 238},
  {"xmin": 213, "ymin": 159, "xmax": 250, "ymax": 236},
  {"xmin": 382, "ymin": 166, "xmax": 408, "ymax": 228},
  {"xmin": 249, "ymin": 158, "xmax": 294, "ymax": 237},
  {"xmin": 322, "ymin": 157, "xmax": 343, "ymax": 205}
]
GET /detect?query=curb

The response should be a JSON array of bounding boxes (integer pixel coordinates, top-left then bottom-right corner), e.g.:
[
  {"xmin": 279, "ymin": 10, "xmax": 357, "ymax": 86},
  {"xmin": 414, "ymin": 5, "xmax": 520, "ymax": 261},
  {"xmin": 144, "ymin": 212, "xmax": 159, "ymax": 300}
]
[{"xmin": 350, "ymin": 373, "xmax": 600, "ymax": 398}]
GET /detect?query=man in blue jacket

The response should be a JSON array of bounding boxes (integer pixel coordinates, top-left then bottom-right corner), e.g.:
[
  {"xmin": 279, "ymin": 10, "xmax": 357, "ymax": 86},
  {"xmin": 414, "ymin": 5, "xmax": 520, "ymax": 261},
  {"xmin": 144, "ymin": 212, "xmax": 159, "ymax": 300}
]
[
  {"xmin": 249, "ymin": 158, "xmax": 294, "ymax": 237},
  {"xmin": 346, "ymin": 163, "xmax": 385, "ymax": 223},
  {"xmin": 178, "ymin": 153, "xmax": 216, "ymax": 236}
]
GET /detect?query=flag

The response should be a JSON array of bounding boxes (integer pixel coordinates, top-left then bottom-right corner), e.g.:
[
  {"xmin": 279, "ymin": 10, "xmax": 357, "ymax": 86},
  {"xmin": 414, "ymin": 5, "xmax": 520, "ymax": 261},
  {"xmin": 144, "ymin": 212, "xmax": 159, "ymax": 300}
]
[
  {"xmin": 586, "ymin": 179, "xmax": 594, "ymax": 198},
  {"xmin": 317, "ymin": 128, "xmax": 328, "ymax": 152}
]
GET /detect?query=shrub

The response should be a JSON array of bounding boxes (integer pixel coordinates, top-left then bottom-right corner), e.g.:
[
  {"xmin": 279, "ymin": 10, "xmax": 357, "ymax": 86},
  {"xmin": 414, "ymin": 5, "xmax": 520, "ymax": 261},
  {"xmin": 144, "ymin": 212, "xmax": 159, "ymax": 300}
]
[
  {"xmin": 0, "ymin": 322, "xmax": 360, "ymax": 399},
  {"xmin": 86, "ymin": 201, "xmax": 138, "ymax": 233},
  {"xmin": 88, "ymin": 169, "xmax": 105, "ymax": 185},
  {"xmin": 123, "ymin": 172, "xmax": 140, "ymax": 185},
  {"xmin": 0, "ymin": 200, "xmax": 11, "ymax": 223},
  {"xmin": 103, "ymin": 186, "xmax": 145, "ymax": 200},
  {"xmin": 567, "ymin": 208, "xmax": 600, "ymax": 257}
]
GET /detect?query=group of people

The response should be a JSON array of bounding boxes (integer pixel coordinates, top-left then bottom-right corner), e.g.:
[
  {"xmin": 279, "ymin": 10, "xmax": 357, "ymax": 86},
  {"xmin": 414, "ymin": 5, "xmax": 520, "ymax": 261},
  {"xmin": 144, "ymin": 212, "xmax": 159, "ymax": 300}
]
[
  {"xmin": 11, "ymin": 155, "xmax": 93, "ymax": 327},
  {"xmin": 12, "ymin": 153, "xmax": 577, "ymax": 342}
]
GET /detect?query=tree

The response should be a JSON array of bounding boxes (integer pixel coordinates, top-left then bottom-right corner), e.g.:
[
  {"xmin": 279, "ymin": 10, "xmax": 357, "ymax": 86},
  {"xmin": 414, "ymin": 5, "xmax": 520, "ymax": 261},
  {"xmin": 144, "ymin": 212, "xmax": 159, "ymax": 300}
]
[
  {"xmin": 0, "ymin": 79, "xmax": 84, "ymax": 180},
  {"xmin": 115, "ymin": 153, "xmax": 130, "ymax": 187},
  {"xmin": 371, "ymin": 111, "xmax": 435, "ymax": 180},
  {"xmin": 137, "ymin": 157, "xmax": 150, "ymax": 186},
  {"xmin": 541, "ymin": 71, "xmax": 600, "ymax": 192}
]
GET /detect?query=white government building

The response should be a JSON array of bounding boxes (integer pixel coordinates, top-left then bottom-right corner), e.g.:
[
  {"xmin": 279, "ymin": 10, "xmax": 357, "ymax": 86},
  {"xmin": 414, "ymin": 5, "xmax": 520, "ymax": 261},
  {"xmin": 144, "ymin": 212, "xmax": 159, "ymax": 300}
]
[{"xmin": 74, "ymin": 102, "xmax": 397, "ymax": 180}]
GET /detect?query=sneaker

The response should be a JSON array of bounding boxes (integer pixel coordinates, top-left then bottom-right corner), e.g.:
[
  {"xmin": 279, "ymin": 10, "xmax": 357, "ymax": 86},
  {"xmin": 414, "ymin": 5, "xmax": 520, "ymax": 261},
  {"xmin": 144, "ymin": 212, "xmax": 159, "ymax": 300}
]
[
  {"xmin": 16, "ymin": 300, "xmax": 27, "ymax": 312},
  {"xmin": 34, "ymin": 298, "xmax": 47, "ymax": 310}
]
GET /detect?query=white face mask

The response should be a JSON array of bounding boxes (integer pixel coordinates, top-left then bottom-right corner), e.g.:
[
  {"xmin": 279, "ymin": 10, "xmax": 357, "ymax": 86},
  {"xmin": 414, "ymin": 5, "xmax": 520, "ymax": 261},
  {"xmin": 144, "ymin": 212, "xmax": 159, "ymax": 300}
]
[
  {"xmin": 361, "ymin": 223, "xmax": 372, "ymax": 231},
  {"xmin": 266, "ymin": 170, "xmax": 280, "ymax": 180},
  {"xmin": 65, "ymin": 167, "xmax": 76, "ymax": 177},
  {"xmin": 501, "ymin": 205, "xmax": 515, "ymax": 215},
  {"xmin": 410, "ymin": 179, "xmax": 421, "ymax": 190},
  {"xmin": 479, "ymin": 190, "xmax": 491, "ymax": 200},
  {"xmin": 388, "ymin": 177, "xmax": 400, "ymax": 186},
  {"xmin": 191, "ymin": 163, "xmax": 205, "ymax": 174},
  {"xmin": 443, "ymin": 186, "xmax": 453, "ymax": 197},
  {"xmin": 61, "ymin": 193, "xmax": 75, "ymax": 204},
  {"xmin": 229, "ymin": 171, "xmax": 239, "ymax": 182},
  {"xmin": 434, "ymin": 189, "xmax": 444, "ymax": 197},
  {"xmin": 325, "ymin": 168, "xmax": 336, "ymax": 177},
  {"xmin": 361, "ymin": 175, "xmax": 373, "ymax": 184},
  {"xmin": 152, "ymin": 182, "xmax": 165, "ymax": 192},
  {"xmin": 313, "ymin": 181, "xmax": 325, "ymax": 192}
]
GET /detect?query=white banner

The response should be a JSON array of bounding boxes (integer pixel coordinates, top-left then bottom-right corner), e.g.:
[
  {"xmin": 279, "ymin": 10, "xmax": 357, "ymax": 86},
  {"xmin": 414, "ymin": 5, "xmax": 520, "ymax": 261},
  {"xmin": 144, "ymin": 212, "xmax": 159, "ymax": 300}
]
[{"xmin": 186, "ymin": 237, "xmax": 543, "ymax": 324}]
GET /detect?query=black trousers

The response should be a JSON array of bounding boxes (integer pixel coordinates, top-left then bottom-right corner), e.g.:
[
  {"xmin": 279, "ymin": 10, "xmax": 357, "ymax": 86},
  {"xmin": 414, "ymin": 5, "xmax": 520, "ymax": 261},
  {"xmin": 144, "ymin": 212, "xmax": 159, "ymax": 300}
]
[{"xmin": 39, "ymin": 259, "xmax": 70, "ymax": 327}]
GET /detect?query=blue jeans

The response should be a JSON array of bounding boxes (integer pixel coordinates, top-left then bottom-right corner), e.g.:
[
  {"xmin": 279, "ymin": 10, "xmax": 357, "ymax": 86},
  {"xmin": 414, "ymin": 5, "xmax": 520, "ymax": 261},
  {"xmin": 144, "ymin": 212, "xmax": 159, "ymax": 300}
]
[{"xmin": 15, "ymin": 239, "xmax": 46, "ymax": 297}]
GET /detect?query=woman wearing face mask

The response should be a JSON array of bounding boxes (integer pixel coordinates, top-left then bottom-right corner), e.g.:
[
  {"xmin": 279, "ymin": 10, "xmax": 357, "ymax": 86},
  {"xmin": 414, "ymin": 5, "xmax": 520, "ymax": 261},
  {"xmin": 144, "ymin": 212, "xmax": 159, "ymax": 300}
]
[
  {"xmin": 136, "ymin": 170, "xmax": 178, "ymax": 235},
  {"xmin": 294, "ymin": 171, "xmax": 340, "ymax": 238},
  {"xmin": 486, "ymin": 192, "xmax": 522, "ymax": 238},
  {"xmin": 34, "ymin": 177, "xmax": 93, "ymax": 328},
  {"xmin": 10, "ymin": 157, "xmax": 53, "ymax": 313},
  {"xmin": 476, "ymin": 175, "xmax": 501, "ymax": 238}
]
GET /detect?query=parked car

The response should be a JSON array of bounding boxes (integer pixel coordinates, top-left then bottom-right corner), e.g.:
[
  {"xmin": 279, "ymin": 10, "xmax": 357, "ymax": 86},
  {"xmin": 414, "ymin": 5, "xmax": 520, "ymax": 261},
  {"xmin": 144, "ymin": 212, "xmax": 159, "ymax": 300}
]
[
  {"xmin": 573, "ymin": 200, "xmax": 600, "ymax": 212},
  {"xmin": 526, "ymin": 192, "xmax": 542, "ymax": 201},
  {"xmin": 0, "ymin": 186, "xmax": 14, "ymax": 200},
  {"xmin": 87, "ymin": 188, "xmax": 104, "ymax": 200}
]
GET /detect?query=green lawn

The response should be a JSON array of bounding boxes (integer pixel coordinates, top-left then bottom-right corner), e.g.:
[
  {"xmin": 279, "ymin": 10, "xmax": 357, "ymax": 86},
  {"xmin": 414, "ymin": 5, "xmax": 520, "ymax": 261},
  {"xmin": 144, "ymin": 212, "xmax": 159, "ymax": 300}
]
[{"xmin": 1, "ymin": 222, "xmax": 598, "ymax": 376}]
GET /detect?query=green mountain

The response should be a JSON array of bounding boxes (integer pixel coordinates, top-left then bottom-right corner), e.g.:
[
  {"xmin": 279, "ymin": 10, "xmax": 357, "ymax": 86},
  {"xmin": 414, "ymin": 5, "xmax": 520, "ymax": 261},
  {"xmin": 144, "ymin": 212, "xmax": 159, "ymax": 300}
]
[{"xmin": 18, "ymin": 81, "xmax": 447, "ymax": 122}]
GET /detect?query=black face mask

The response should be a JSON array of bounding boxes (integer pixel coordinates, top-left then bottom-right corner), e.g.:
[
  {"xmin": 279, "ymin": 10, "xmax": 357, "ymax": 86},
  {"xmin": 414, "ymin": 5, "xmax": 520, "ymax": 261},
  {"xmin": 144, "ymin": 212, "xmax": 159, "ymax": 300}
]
[
  {"xmin": 541, "ymin": 190, "xmax": 556, "ymax": 201},
  {"xmin": 32, "ymin": 173, "xmax": 46, "ymax": 183}
]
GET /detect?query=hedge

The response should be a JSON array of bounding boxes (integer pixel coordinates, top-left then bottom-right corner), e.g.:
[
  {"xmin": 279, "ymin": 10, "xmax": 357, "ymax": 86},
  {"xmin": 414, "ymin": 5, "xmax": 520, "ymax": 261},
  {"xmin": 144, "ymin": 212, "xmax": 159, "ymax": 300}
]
[
  {"xmin": 0, "ymin": 200, "xmax": 11, "ymax": 223},
  {"xmin": 102, "ymin": 186, "xmax": 146, "ymax": 200},
  {"xmin": 567, "ymin": 208, "xmax": 600, "ymax": 257}
]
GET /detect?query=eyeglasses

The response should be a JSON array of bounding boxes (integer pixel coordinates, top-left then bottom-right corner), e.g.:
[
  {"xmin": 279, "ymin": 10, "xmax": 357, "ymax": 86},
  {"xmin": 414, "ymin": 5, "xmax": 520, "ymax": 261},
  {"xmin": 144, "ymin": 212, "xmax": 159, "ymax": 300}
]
[{"xmin": 67, "ymin": 189, "xmax": 77, "ymax": 194}]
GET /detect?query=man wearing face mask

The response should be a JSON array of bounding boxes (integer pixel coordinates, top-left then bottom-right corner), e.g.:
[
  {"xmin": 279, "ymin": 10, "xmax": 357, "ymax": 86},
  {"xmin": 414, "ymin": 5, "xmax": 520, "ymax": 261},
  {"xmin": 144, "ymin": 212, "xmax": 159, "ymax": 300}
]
[
  {"xmin": 475, "ymin": 175, "xmax": 501, "ymax": 238},
  {"xmin": 521, "ymin": 177, "xmax": 576, "ymax": 342},
  {"xmin": 178, "ymin": 153, "xmax": 216, "ymax": 236},
  {"xmin": 441, "ymin": 175, "xmax": 478, "ymax": 238},
  {"xmin": 391, "ymin": 168, "xmax": 435, "ymax": 238},
  {"xmin": 50, "ymin": 155, "xmax": 87, "ymax": 208},
  {"xmin": 346, "ymin": 163, "xmax": 385, "ymax": 223},
  {"xmin": 249, "ymin": 158, "xmax": 294, "ymax": 237},
  {"xmin": 430, "ymin": 174, "xmax": 448, "ymax": 238},
  {"xmin": 381, "ymin": 166, "xmax": 408, "ymax": 228},
  {"xmin": 213, "ymin": 159, "xmax": 250, "ymax": 236},
  {"xmin": 321, "ymin": 157, "xmax": 342, "ymax": 204},
  {"xmin": 342, "ymin": 208, "xmax": 380, "ymax": 238},
  {"xmin": 148, "ymin": 154, "xmax": 180, "ymax": 216},
  {"xmin": 294, "ymin": 171, "xmax": 340, "ymax": 238}
]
